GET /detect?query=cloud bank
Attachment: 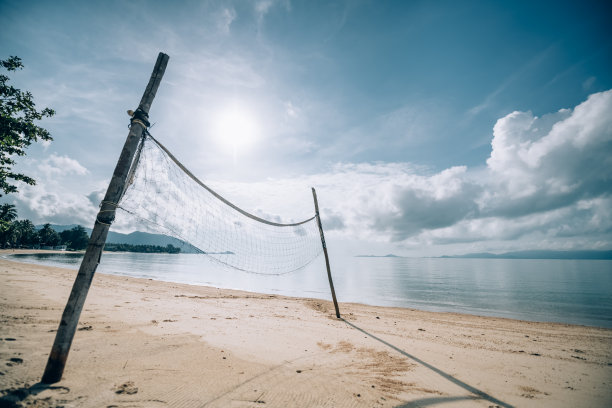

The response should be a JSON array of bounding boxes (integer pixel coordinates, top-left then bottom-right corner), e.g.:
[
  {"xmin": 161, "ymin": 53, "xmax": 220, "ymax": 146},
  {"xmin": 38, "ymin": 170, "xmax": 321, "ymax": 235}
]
[
  {"xmin": 7, "ymin": 155, "xmax": 98, "ymax": 226},
  {"xmin": 366, "ymin": 89, "xmax": 612, "ymax": 251},
  {"xmin": 214, "ymin": 89, "xmax": 612, "ymax": 254},
  {"xmin": 6, "ymin": 89, "xmax": 611, "ymax": 255}
]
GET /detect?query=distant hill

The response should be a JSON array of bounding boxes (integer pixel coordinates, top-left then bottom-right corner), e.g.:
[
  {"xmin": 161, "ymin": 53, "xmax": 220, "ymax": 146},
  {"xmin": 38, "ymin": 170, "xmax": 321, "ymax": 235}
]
[
  {"xmin": 36, "ymin": 224, "xmax": 80, "ymax": 233},
  {"xmin": 37, "ymin": 224, "xmax": 201, "ymax": 253},
  {"xmin": 106, "ymin": 231, "xmax": 202, "ymax": 253},
  {"xmin": 439, "ymin": 250, "xmax": 612, "ymax": 260},
  {"xmin": 355, "ymin": 254, "xmax": 402, "ymax": 258}
]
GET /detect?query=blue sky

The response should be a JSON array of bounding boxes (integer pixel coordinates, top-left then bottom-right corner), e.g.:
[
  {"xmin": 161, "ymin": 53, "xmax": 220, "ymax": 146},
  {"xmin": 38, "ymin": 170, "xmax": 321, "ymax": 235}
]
[{"xmin": 1, "ymin": 0, "xmax": 611, "ymax": 256}]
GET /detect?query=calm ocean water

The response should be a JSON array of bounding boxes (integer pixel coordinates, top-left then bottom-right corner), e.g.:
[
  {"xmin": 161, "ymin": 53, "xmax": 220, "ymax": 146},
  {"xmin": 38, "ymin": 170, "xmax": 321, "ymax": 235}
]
[{"xmin": 5, "ymin": 252, "xmax": 612, "ymax": 328}]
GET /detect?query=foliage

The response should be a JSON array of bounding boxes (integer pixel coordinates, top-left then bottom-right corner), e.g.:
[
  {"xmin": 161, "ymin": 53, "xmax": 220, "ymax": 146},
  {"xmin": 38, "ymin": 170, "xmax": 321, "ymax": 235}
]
[
  {"xmin": 0, "ymin": 207, "xmax": 179, "ymax": 253},
  {"xmin": 0, "ymin": 206, "xmax": 88, "ymax": 249},
  {"xmin": 104, "ymin": 243, "xmax": 181, "ymax": 254},
  {"xmin": 11, "ymin": 219, "xmax": 38, "ymax": 246},
  {"xmin": 1, "ymin": 222, "xmax": 20, "ymax": 247},
  {"xmin": 1, "ymin": 56, "xmax": 55, "ymax": 196},
  {"xmin": 0, "ymin": 203, "xmax": 17, "ymax": 232},
  {"xmin": 38, "ymin": 223, "xmax": 61, "ymax": 246},
  {"xmin": 59, "ymin": 225, "xmax": 89, "ymax": 250}
]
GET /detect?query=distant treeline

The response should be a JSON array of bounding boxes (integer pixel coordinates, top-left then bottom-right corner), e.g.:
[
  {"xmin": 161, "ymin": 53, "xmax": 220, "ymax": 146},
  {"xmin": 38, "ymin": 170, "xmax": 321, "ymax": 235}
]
[
  {"xmin": 104, "ymin": 243, "xmax": 181, "ymax": 254},
  {"xmin": 0, "ymin": 204, "xmax": 89, "ymax": 250},
  {"xmin": 0, "ymin": 204, "xmax": 185, "ymax": 254},
  {"xmin": 0, "ymin": 222, "xmax": 89, "ymax": 250}
]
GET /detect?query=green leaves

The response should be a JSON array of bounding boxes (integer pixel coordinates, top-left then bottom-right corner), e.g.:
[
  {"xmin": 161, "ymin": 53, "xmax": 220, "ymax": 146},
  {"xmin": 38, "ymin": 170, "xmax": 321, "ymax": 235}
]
[
  {"xmin": 0, "ymin": 203, "xmax": 17, "ymax": 233},
  {"xmin": 0, "ymin": 56, "xmax": 24, "ymax": 72},
  {"xmin": 59, "ymin": 225, "xmax": 89, "ymax": 250},
  {"xmin": 0, "ymin": 56, "xmax": 55, "ymax": 196}
]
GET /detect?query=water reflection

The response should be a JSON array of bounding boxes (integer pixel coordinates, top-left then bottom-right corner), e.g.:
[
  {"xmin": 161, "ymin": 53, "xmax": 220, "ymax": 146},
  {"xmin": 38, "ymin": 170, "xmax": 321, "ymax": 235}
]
[
  {"xmin": 10, "ymin": 252, "xmax": 84, "ymax": 265},
  {"xmin": 6, "ymin": 252, "xmax": 612, "ymax": 328}
]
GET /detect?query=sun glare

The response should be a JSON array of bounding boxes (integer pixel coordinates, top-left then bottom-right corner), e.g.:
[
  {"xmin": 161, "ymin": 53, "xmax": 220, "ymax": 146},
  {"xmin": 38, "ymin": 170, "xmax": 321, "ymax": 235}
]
[{"xmin": 212, "ymin": 105, "xmax": 259, "ymax": 160}]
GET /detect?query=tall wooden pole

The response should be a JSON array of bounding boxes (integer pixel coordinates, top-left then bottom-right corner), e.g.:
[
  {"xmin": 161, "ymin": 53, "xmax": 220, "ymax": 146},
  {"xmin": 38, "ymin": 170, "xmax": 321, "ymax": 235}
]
[
  {"xmin": 41, "ymin": 52, "xmax": 170, "ymax": 384},
  {"xmin": 312, "ymin": 188, "xmax": 341, "ymax": 318}
]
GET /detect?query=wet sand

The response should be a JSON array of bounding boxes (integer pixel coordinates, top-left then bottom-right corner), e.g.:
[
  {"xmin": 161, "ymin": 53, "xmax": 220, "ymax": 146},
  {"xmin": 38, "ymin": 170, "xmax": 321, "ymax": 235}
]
[{"xmin": 0, "ymin": 251, "xmax": 611, "ymax": 407}]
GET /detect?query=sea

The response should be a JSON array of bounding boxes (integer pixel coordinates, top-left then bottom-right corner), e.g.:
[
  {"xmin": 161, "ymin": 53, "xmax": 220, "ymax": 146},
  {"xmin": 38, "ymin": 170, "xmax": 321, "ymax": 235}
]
[{"xmin": 4, "ymin": 252, "xmax": 612, "ymax": 329}]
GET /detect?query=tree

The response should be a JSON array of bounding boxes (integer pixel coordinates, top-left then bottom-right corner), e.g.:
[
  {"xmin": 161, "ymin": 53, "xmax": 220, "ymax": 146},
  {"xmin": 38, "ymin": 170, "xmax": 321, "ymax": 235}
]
[
  {"xmin": 60, "ymin": 225, "xmax": 89, "ymax": 250},
  {"xmin": 0, "ymin": 203, "xmax": 17, "ymax": 221},
  {"xmin": 2, "ymin": 222, "xmax": 20, "ymax": 248},
  {"xmin": 12, "ymin": 219, "xmax": 38, "ymax": 247},
  {"xmin": 0, "ymin": 203, "xmax": 17, "ymax": 247},
  {"xmin": 1, "ymin": 56, "xmax": 55, "ymax": 196},
  {"xmin": 0, "ymin": 202, "xmax": 17, "ymax": 229},
  {"xmin": 38, "ymin": 223, "xmax": 60, "ymax": 246}
]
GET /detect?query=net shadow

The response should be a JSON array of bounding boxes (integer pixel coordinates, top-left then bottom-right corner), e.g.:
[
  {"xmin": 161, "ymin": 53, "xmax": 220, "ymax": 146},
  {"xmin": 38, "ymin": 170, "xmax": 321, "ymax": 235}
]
[{"xmin": 341, "ymin": 319, "xmax": 514, "ymax": 408}]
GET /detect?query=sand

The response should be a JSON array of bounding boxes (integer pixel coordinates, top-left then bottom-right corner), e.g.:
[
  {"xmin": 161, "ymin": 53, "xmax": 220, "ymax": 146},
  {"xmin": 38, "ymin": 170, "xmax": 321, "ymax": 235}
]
[{"xmin": 0, "ymin": 251, "xmax": 611, "ymax": 407}]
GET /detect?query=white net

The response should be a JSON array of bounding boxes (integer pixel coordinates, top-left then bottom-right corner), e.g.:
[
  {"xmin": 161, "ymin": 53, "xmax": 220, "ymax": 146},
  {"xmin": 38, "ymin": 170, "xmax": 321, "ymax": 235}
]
[{"xmin": 116, "ymin": 134, "xmax": 323, "ymax": 275}]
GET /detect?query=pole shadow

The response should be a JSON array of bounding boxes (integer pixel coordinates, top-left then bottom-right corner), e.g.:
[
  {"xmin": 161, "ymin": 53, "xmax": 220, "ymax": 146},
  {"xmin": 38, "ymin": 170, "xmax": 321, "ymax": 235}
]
[
  {"xmin": 341, "ymin": 318, "xmax": 513, "ymax": 408},
  {"xmin": 395, "ymin": 395, "xmax": 488, "ymax": 407},
  {"xmin": 0, "ymin": 382, "xmax": 70, "ymax": 407}
]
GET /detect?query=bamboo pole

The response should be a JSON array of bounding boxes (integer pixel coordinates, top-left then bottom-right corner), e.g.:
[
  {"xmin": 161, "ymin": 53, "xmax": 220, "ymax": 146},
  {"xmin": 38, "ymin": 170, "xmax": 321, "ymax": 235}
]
[
  {"xmin": 312, "ymin": 187, "xmax": 341, "ymax": 318},
  {"xmin": 41, "ymin": 52, "xmax": 170, "ymax": 384}
]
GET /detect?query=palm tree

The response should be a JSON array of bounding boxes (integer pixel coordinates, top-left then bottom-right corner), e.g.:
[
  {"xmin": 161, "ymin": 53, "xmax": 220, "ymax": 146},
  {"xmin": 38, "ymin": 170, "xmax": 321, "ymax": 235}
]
[
  {"xmin": 39, "ymin": 223, "xmax": 60, "ymax": 246},
  {"xmin": 0, "ymin": 203, "xmax": 17, "ymax": 224},
  {"xmin": 0, "ymin": 204, "xmax": 18, "ymax": 247},
  {"xmin": 3, "ymin": 222, "xmax": 20, "ymax": 248}
]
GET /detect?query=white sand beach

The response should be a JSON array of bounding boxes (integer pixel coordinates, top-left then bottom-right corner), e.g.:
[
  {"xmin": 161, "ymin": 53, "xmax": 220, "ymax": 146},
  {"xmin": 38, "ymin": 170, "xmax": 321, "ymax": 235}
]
[{"xmin": 1, "ymin": 251, "xmax": 611, "ymax": 407}]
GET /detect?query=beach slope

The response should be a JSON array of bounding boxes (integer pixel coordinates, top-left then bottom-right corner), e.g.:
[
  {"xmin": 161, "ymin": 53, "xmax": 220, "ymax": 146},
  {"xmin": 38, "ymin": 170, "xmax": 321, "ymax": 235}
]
[{"xmin": 1, "ymin": 254, "xmax": 611, "ymax": 407}]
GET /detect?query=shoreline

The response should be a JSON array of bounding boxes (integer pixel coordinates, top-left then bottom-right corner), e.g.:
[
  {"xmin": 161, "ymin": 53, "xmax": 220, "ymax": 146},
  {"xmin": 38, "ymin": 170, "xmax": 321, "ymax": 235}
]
[
  {"xmin": 5, "ymin": 250, "xmax": 601, "ymax": 330},
  {"xmin": 1, "ymin": 254, "xmax": 611, "ymax": 407},
  {"xmin": 4, "ymin": 249, "xmax": 610, "ymax": 330}
]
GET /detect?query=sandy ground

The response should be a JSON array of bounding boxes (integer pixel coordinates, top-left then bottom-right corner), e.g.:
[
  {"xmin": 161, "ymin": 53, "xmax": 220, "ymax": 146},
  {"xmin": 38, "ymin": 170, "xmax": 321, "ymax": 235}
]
[{"xmin": 0, "ymin": 251, "xmax": 610, "ymax": 407}]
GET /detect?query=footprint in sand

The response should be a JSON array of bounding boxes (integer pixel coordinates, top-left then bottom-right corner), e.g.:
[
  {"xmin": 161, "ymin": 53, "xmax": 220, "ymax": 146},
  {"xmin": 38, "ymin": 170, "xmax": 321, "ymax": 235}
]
[
  {"xmin": 5, "ymin": 358, "xmax": 23, "ymax": 367},
  {"xmin": 115, "ymin": 381, "xmax": 138, "ymax": 395}
]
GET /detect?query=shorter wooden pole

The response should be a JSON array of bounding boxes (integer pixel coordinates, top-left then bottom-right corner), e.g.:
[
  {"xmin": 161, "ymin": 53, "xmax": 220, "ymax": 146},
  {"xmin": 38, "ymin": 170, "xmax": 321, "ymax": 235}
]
[{"xmin": 312, "ymin": 187, "xmax": 340, "ymax": 318}]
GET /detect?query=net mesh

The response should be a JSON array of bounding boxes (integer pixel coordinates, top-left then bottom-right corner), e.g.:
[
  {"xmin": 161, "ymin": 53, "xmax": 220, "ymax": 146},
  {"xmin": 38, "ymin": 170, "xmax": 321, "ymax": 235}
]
[{"xmin": 116, "ymin": 134, "xmax": 323, "ymax": 275}]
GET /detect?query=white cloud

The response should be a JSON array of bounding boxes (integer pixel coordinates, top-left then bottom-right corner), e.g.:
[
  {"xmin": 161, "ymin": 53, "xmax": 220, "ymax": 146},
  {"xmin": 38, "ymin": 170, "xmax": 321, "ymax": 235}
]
[
  {"xmin": 37, "ymin": 154, "xmax": 89, "ymax": 177},
  {"xmin": 14, "ymin": 185, "xmax": 96, "ymax": 226},
  {"xmin": 252, "ymin": 0, "xmax": 292, "ymax": 35},
  {"xmin": 216, "ymin": 7, "xmax": 237, "ymax": 34},
  {"xmin": 582, "ymin": 76, "xmax": 596, "ymax": 91},
  {"xmin": 285, "ymin": 101, "xmax": 298, "ymax": 118},
  {"xmin": 7, "ymin": 88, "xmax": 611, "ymax": 255},
  {"xmin": 7, "ymin": 153, "xmax": 96, "ymax": 226},
  {"xmin": 200, "ymin": 162, "xmax": 478, "ymax": 244},
  {"xmin": 193, "ymin": 89, "xmax": 612, "ymax": 254},
  {"xmin": 484, "ymin": 89, "xmax": 612, "ymax": 217},
  {"xmin": 255, "ymin": 0, "xmax": 274, "ymax": 18}
]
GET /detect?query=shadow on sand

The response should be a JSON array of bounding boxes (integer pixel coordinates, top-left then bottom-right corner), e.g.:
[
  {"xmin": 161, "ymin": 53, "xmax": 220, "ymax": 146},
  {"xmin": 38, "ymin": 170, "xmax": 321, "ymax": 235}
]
[
  {"xmin": 0, "ymin": 382, "xmax": 69, "ymax": 407},
  {"xmin": 395, "ymin": 395, "xmax": 490, "ymax": 407},
  {"xmin": 341, "ymin": 318, "xmax": 513, "ymax": 408}
]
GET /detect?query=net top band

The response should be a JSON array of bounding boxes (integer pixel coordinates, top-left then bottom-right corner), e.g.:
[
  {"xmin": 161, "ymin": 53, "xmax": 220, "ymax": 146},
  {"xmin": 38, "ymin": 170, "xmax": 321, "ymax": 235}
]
[{"xmin": 146, "ymin": 133, "xmax": 317, "ymax": 228}]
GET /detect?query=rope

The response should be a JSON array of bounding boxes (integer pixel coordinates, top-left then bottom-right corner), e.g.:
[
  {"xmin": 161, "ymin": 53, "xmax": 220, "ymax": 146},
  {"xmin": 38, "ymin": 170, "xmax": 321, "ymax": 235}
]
[
  {"xmin": 131, "ymin": 118, "xmax": 149, "ymax": 129},
  {"xmin": 99, "ymin": 200, "xmax": 118, "ymax": 208},
  {"xmin": 95, "ymin": 215, "xmax": 113, "ymax": 226},
  {"xmin": 145, "ymin": 132, "xmax": 316, "ymax": 227},
  {"xmin": 95, "ymin": 201, "xmax": 119, "ymax": 226},
  {"xmin": 117, "ymin": 205, "xmax": 318, "ymax": 276},
  {"xmin": 114, "ymin": 132, "xmax": 322, "ymax": 275}
]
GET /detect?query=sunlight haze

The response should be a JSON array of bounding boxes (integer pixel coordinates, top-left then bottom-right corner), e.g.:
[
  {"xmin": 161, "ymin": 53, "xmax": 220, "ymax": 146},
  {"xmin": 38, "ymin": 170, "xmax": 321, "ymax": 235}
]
[{"xmin": 1, "ymin": 0, "xmax": 610, "ymax": 257}]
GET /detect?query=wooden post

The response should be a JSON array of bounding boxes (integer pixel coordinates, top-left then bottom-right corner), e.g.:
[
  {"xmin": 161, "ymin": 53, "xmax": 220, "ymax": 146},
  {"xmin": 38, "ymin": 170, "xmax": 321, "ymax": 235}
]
[
  {"xmin": 41, "ymin": 52, "xmax": 170, "ymax": 384},
  {"xmin": 312, "ymin": 187, "xmax": 341, "ymax": 318}
]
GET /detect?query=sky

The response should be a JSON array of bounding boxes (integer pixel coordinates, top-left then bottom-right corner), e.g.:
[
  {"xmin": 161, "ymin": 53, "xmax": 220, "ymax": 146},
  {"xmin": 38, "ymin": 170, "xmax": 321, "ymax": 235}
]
[{"xmin": 1, "ymin": 0, "xmax": 611, "ymax": 257}]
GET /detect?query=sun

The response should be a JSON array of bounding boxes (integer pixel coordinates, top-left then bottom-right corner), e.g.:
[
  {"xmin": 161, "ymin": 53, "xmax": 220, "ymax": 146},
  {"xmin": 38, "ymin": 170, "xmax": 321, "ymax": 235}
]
[{"xmin": 212, "ymin": 104, "xmax": 259, "ymax": 159}]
